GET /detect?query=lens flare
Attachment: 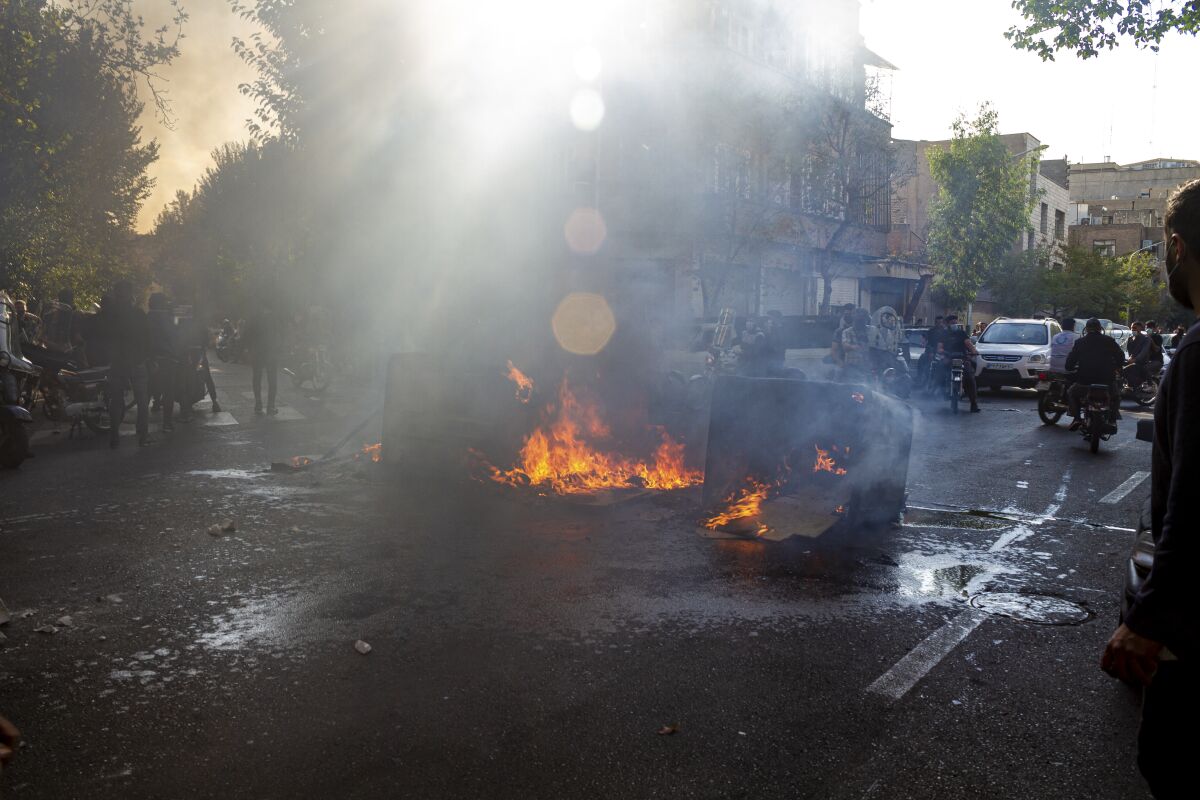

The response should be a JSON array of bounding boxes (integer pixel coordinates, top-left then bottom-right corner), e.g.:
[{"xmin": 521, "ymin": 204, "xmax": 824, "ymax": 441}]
[{"xmin": 551, "ymin": 292, "xmax": 616, "ymax": 355}]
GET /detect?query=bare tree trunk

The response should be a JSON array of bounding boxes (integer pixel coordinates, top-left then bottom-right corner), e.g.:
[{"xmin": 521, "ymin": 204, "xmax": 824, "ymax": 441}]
[{"xmin": 904, "ymin": 274, "xmax": 933, "ymax": 321}]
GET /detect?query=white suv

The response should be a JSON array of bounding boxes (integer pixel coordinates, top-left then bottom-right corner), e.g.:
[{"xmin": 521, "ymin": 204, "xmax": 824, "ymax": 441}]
[{"xmin": 974, "ymin": 317, "xmax": 1061, "ymax": 390}]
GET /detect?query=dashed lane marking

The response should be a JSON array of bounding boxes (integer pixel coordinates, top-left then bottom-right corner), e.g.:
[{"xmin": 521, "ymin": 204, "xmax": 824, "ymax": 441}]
[{"xmin": 1100, "ymin": 471, "xmax": 1150, "ymax": 505}]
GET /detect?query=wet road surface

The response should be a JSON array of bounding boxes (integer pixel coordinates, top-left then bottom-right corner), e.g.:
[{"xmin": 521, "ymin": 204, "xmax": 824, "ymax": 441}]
[{"xmin": 0, "ymin": 369, "xmax": 1154, "ymax": 798}]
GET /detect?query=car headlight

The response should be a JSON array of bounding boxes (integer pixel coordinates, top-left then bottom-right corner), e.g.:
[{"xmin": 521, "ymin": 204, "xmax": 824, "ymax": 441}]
[{"xmin": 1028, "ymin": 353, "xmax": 1046, "ymax": 364}]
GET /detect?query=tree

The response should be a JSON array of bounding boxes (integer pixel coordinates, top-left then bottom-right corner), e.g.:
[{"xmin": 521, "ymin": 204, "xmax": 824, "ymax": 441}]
[
  {"xmin": 986, "ymin": 246, "xmax": 1049, "ymax": 318},
  {"xmin": 0, "ymin": 0, "xmax": 184, "ymax": 301},
  {"xmin": 926, "ymin": 104, "xmax": 1038, "ymax": 310},
  {"xmin": 1007, "ymin": 1, "xmax": 1200, "ymax": 60},
  {"xmin": 1040, "ymin": 244, "xmax": 1160, "ymax": 321}
]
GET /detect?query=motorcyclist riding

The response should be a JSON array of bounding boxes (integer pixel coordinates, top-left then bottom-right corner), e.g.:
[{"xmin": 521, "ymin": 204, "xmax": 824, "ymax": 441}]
[
  {"xmin": 1049, "ymin": 317, "xmax": 1079, "ymax": 374},
  {"xmin": 1066, "ymin": 317, "xmax": 1125, "ymax": 431},
  {"xmin": 840, "ymin": 308, "xmax": 876, "ymax": 381},
  {"xmin": 936, "ymin": 314, "xmax": 980, "ymax": 412}
]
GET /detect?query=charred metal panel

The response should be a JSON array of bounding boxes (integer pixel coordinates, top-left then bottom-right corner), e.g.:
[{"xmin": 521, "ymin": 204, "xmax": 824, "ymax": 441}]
[{"xmin": 703, "ymin": 376, "xmax": 912, "ymax": 531}]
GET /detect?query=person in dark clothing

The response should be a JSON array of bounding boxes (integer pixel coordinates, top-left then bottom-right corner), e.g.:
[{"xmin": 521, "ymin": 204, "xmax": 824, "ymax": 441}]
[
  {"xmin": 936, "ymin": 314, "xmax": 979, "ymax": 412},
  {"xmin": 146, "ymin": 293, "xmax": 179, "ymax": 431},
  {"xmin": 761, "ymin": 315, "xmax": 786, "ymax": 376},
  {"xmin": 917, "ymin": 316, "xmax": 946, "ymax": 389},
  {"xmin": 1125, "ymin": 321, "xmax": 1156, "ymax": 390},
  {"xmin": 245, "ymin": 301, "xmax": 281, "ymax": 415},
  {"xmin": 100, "ymin": 280, "xmax": 150, "ymax": 447},
  {"xmin": 1102, "ymin": 178, "xmax": 1200, "ymax": 799},
  {"xmin": 1065, "ymin": 317, "xmax": 1124, "ymax": 428}
]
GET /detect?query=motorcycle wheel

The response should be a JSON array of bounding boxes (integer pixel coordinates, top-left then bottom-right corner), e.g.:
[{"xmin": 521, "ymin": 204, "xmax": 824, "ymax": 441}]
[
  {"xmin": 1088, "ymin": 414, "xmax": 1101, "ymax": 453},
  {"xmin": 0, "ymin": 418, "xmax": 30, "ymax": 468},
  {"xmin": 84, "ymin": 389, "xmax": 118, "ymax": 435},
  {"xmin": 1135, "ymin": 379, "xmax": 1158, "ymax": 407},
  {"xmin": 216, "ymin": 348, "xmax": 230, "ymax": 363},
  {"xmin": 950, "ymin": 386, "xmax": 959, "ymax": 414},
  {"xmin": 310, "ymin": 363, "xmax": 330, "ymax": 394},
  {"xmin": 1037, "ymin": 393, "xmax": 1064, "ymax": 425}
]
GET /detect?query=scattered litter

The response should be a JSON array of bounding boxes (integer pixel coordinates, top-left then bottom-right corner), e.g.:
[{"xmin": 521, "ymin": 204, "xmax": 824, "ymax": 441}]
[
  {"xmin": 737, "ymin": 731, "xmax": 747, "ymax": 736},
  {"xmin": 656, "ymin": 724, "xmax": 679, "ymax": 736},
  {"xmin": 354, "ymin": 639, "xmax": 372, "ymax": 655},
  {"xmin": 56, "ymin": 615, "xmax": 75, "ymax": 628},
  {"xmin": 952, "ymin": 699, "xmax": 962, "ymax": 706},
  {"xmin": 105, "ymin": 594, "xmax": 123, "ymax": 604},
  {"xmin": 19, "ymin": 609, "xmax": 34, "ymax": 619},
  {"xmin": 207, "ymin": 525, "xmax": 224, "ymax": 537},
  {"xmin": 0, "ymin": 631, "xmax": 7, "ymax": 643},
  {"xmin": 0, "ymin": 598, "xmax": 10, "ymax": 626},
  {"xmin": 35, "ymin": 625, "xmax": 58, "ymax": 634},
  {"xmin": 220, "ymin": 519, "xmax": 236, "ymax": 533}
]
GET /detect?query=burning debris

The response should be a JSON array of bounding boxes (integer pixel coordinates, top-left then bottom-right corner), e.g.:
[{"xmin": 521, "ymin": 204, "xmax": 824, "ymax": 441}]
[
  {"xmin": 356, "ymin": 443, "xmax": 382, "ymax": 463},
  {"xmin": 703, "ymin": 478, "xmax": 772, "ymax": 537},
  {"xmin": 505, "ymin": 360, "xmax": 534, "ymax": 404},
  {"xmin": 812, "ymin": 446, "xmax": 848, "ymax": 476},
  {"xmin": 476, "ymin": 370, "xmax": 702, "ymax": 496}
]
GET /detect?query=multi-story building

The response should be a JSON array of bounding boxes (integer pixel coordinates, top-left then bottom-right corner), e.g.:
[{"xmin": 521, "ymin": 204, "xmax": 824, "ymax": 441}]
[
  {"xmin": 1066, "ymin": 157, "xmax": 1199, "ymax": 259},
  {"xmin": 554, "ymin": 0, "xmax": 902, "ymax": 326},
  {"xmin": 889, "ymin": 133, "xmax": 1071, "ymax": 322}
]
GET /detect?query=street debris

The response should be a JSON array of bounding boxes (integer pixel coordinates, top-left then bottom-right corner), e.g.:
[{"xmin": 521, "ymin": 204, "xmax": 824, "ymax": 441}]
[
  {"xmin": 208, "ymin": 519, "xmax": 237, "ymax": 537},
  {"xmin": 56, "ymin": 615, "xmax": 74, "ymax": 628},
  {"xmin": 105, "ymin": 594, "xmax": 123, "ymax": 604},
  {"xmin": 0, "ymin": 631, "xmax": 7, "ymax": 643},
  {"xmin": 272, "ymin": 456, "xmax": 314, "ymax": 472},
  {"xmin": 35, "ymin": 625, "xmax": 57, "ymax": 634},
  {"xmin": 0, "ymin": 599, "xmax": 10, "ymax": 626},
  {"xmin": 656, "ymin": 724, "xmax": 679, "ymax": 736},
  {"xmin": 354, "ymin": 639, "xmax": 372, "ymax": 655}
]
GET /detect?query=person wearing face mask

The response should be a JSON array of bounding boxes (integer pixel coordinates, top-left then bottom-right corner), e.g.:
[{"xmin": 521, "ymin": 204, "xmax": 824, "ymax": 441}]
[
  {"xmin": 1102, "ymin": 178, "xmax": 1200, "ymax": 799},
  {"xmin": 936, "ymin": 314, "xmax": 979, "ymax": 412}
]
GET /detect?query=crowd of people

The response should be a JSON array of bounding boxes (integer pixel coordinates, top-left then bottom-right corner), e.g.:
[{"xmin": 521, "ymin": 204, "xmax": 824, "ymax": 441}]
[{"xmin": 7, "ymin": 282, "xmax": 226, "ymax": 448}]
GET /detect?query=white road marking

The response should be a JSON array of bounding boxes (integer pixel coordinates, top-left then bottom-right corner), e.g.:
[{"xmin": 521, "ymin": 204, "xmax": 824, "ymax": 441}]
[
  {"xmin": 269, "ymin": 407, "xmax": 305, "ymax": 421},
  {"xmin": 866, "ymin": 610, "xmax": 986, "ymax": 702},
  {"xmin": 1100, "ymin": 471, "xmax": 1150, "ymax": 504},
  {"xmin": 202, "ymin": 412, "xmax": 239, "ymax": 427},
  {"xmin": 868, "ymin": 469, "xmax": 1074, "ymax": 701}
]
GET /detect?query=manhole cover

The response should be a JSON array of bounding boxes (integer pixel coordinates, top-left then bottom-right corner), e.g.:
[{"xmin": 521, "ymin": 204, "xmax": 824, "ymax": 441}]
[{"xmin": 969, "ymin": 592, "xmax": 1091, "ymax": 625}]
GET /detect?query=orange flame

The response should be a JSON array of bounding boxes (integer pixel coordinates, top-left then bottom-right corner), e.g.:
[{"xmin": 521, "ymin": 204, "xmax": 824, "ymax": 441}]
[
  {"xmin": 479, "ymin": 377, "xmax": 702, "ymax": 494},
  {"xmin": 289, "ymin": 455, "xmax": 313, "ymax": 469},
  {"xmin": 703, "ymin": 478, "xmax": 771, "ymax": 536},
  {"xmin": 356, "ymin": 442, "xmax": 382, "ymax": 463},
  {"xmin": 505, "ymin": 360, "xmax": 534, "ymax": 404},
  {"xmin": 813, "ymin": 446, "xmax": 847, "ymax": 476},
  {"xmin": 851, "ymin": 392, "xmax": 865, "ymax": 403}
]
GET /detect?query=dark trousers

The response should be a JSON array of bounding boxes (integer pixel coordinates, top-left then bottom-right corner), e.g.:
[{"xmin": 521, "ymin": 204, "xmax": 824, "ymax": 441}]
[
  {"xmin": 109, "ymin": 364, "xmax": 150, "ymax": 444},
  {"xmin": 932, "ymin": 357, "xmax": 977, "ymax": 405},
  {"xmin": 198, "ymin": 349, "xmax": 218, "ymax": 402},
  {"xmin": 252, "ymin": 357, "xmax": 277, "ymax": 410},
  {"xmin": 1138, "ymin": 661, "xmax": 1198, "ymax": 798},
  {"xmin": 151, "ymin": 357, "xmax": 176, "ymax": 425}
]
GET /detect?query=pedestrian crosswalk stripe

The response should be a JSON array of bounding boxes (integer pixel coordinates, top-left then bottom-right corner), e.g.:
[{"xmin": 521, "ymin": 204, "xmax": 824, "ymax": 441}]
[{"xmin": 203, "ymin": 412, "xmax": 239, "ymax": 427}]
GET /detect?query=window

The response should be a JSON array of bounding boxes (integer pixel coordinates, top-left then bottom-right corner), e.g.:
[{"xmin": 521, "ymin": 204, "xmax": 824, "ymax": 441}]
[
  {"xmin": 1027, "ymin": 231, "xmax": 1035, "ymax": 250},
  {"xmin": 1040, "ymin": 202, "xmax": 1048, "ymax": 234},
  {"xmin": 979, "ymin": 322, "xmax": 1049, "ymax": 345},
  {"xmin": 1102, "ymin": 215, "xmax": 1114, "ymax": 224},
  {"xmin": 1054, "ymin": 210, "xmax": 1065, "ymax": 240},
  {"xmin": 1093, "ymin": 239, "xmax": 1116, "ymax": 257}
]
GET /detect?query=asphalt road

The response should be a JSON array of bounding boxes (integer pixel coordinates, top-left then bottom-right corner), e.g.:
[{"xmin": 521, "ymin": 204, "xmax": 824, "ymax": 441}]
[{"xmin": 0, "ymin": 364, "xmax": 1156, "ymax": 799}]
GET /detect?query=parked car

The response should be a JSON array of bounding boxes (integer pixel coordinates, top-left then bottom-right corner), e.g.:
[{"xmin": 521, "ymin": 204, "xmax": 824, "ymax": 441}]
[
  {"xmin": 902, "ymin": 327, "xmax": 930, "ymax": 367},
  {"xmin": 974, "ymin": 317, "xmax": 1061, "ymax": 390},
  {"xmin": 1070, "ymin": 318, "xmax": 1132, "ymax": 348}
]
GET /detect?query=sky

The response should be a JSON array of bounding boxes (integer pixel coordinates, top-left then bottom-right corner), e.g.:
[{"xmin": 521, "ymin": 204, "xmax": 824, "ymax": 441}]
[{"xmin": 131, "ymin": 0, "xmax": 1200, "ymax": 232}]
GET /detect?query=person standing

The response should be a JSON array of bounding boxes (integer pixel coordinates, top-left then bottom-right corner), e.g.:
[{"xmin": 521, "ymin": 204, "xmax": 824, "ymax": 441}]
[
  {"xmin": 146, "ymin": 293, "xmax": 179, "ymax": 431},
  {"xmin": 245, "ymin": 300, "xmax": 281, "ymax": 415},
  {"xmin": 1102, "ymin": 178, "xmax": 1200, "ymax": 798},
  {"xmin": 99, "ymin": 280, "xmax": 150, "ymax": 448}
]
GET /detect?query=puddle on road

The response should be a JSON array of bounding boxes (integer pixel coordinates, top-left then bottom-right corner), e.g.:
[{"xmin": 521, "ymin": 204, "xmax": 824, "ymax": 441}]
[
  {"xmin": 187, "ymin": 469, "xmax": 266, "ymax": 480},
  {"xmin": 196, "ymin": 592, "xmax": 308, "ymax": 651},
  {"xmin": 970, "ymin": 592, "xmax": 1091, "ymax": 625}
]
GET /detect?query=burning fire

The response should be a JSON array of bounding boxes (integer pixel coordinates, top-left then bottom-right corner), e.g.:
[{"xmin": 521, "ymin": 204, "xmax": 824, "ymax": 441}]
[
  {"xmin": 356, "ymin": 443, "xmax": 382, "ymax": 463},
  {"xmin": 703, "ymin": 478, "xmax": 771, "ymax": 536},
  {"xmin": 851, "ymin": 392, "xmax": 865, "ymax": 403},
  {"xmin": 813, "ymin": 446, "xmax": 847, "ymax": 476},
  {"xmin": 478, "ymin": 376, "xmax": 702, "ymax": 495},
  {"xmin": 505, "ymin": 360, "xmax": 534, "ymax": 404},
  {"xmin": 289, "ymin": 455, "xmax": 313, "ymax": 469}
]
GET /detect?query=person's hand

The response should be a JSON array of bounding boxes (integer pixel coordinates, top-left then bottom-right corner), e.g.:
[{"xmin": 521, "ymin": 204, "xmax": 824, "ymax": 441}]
[
  {"xmin": 0, "ymin": 713, "xmax": 20, "ymax": 771},
  {"xmin": 1101, "ymin": 623, "xmax": 1163, "ymax": 686}
]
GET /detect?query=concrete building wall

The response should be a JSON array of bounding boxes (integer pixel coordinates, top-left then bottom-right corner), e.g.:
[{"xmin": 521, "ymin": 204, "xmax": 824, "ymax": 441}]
[{"xmin": 1068, "ymin": 223, "xmax": 1154, "ymax": 257}]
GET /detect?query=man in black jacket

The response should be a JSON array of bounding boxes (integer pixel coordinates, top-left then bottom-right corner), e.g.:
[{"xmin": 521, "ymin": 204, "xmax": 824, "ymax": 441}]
[
  {"xmin": 1102, "ymin": 178, "xmax": 1200, "ymax": 798},
  {"xmin": 1065, "ymin": 317, "xmax": 1125, "ymax": 429},
  {"xmin": 100, "ymin": 280, "xmax": 150, "ymax": 448}
]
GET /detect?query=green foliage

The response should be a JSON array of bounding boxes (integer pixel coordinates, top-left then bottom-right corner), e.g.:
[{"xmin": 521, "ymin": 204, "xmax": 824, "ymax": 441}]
[
  {"xmin": 0, "ymin": 0, "xmax": 183, "ymax": 302},
  {"xmin": 1037, "ymin": 245, "xmax": 1162, "ymax": 321},
  {"xmin": 1008, "ymin": 1, "xmax": 1200, "ymax": 60},
  {"xmin": 926, "ymin": 104, "xmax": 1039, "ymax": 310},
  {"xmin": 985, "ymin": 247, "xmax": 1048, "ymax": 318}
]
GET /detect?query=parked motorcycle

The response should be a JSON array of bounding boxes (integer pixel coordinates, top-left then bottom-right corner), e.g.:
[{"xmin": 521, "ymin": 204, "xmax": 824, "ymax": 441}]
[
  {"xmin": 0, "ymin": 292, "xmax": 38, "ymax": 467},
  {"xmin": 284, "ymin": 344, "xmax": 331, "ymax": 393},
  {"xmin": 215, "ymin": 328, "xmax": 244, "ymax": 363},
  {"xmin": 1035, "ymin": 371, "xmax": 1069, "ymax": 425},
  {"xmin": 1078, "ymin": 383, "xmax": 1117, "ymax": 454}
]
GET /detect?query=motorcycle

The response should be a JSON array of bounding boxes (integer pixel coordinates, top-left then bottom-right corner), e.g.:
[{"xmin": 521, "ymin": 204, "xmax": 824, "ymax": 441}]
[
  {"xmin": 215, "ymin": 328, "xmax": 244, "ymax": 363},
  {"xmin": 1120, "ymin": 365, "xmax": 1159, "ymax": 407},
  {"xmin": 1035, "ymin": 371, "xmax": 1069, "ymax": 425},
  {"xmin": 1078, "ymin": 383, "xmax": 1117, "ymax": 454},
  {"xmin": 284, "ymin": 344, "xmax": 331, "ymax": 393},
  {"xmin": 945, "ymin": 355, "xmax": 966, "ymax": 414},
  {"xmin": 1, "ymin": 293, "xmax": 38, "ymax": 467}
]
